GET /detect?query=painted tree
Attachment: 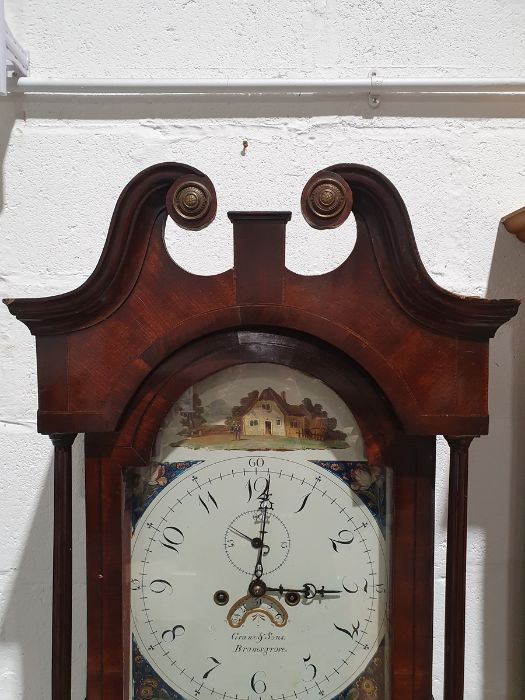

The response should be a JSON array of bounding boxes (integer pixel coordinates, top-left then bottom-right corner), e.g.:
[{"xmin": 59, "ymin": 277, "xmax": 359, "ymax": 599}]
[
  {"xmin": 179, "ymin": 391, "xmax": 206, "ymax": 436},
  {"xmin": 225, "ymin": 389, "xmax": 260, "ymax": 428},
  {"xmin": 302, "ymin": 397, "xmax": 345, "ymax": 441}
]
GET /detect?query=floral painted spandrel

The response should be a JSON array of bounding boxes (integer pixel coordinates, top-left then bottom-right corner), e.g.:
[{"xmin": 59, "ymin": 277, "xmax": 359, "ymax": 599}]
[
  {"xmin": 336, "ymin": 639, "xmax": 386, "ymax": 700},
  {"xmin": 133, "ymin": 460, "xmax": 386, "ymax": 533},
  {"xmin": 133, "ymin": 636, "xmax": 386, "ymax": 700},
  {"xmin": 313, "ymin": 461, "xmax": 388, "ymax": 699},
  {"xmin": 133, "ymin": 637, "xmax": 180, "ymax": 699},
  {"xmin": 130, "ymin": 460, "xmax": 203, "ymax": 529},
  {"xmin": 311, "ymin": 461, "xmax": 386, "ymax": 532}
]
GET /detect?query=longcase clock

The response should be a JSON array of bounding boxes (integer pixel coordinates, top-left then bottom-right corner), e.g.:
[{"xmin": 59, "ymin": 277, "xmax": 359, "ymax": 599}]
[{"xmin": 4, "ymin": 162, "xmax": 519, "ymax": 700}]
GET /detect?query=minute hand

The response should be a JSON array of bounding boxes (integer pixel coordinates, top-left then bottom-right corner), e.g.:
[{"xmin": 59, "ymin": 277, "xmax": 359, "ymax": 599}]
[
  {"xmin": 252, "ymin": 504, "xmax": 269, "ymax": 579},
  {"xmin": 267, "ymin": 583, "xmax": 341, "ymax": 598}
]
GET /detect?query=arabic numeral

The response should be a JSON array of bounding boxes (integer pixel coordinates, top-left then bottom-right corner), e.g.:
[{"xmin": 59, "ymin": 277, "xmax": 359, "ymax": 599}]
[
  {"xmin": 149, "ymin": 579, "xmax": 173, "ymax": 595},
  {"xmin": 295, "ymin": 491, "xmax": 312, "ymax": 514},
  {"xmin": 203, "ymin": 657, "xmax": 222, "ymax": 679},
  {"xmin": 248, "ymin": 457, "xmax": 265, "ymax": 468},
  {"xmin": 247, "ymin": 475, "xmax": 270, "ymax": 502},
  {"xmin": 199, "ymin": 490, "xmax": 219, "ymax": 514},
  {"xmin": 302, "ymin": 653, "xmax": 317, "ymax": 681},
  {"xmin": 342, "ymin": 577, "xmax": 368, "ymax": 594},
  {"xmin": 250, "ymin": 671, "xmax": 267, "ymax": 694},
  {"xmin": 161, "ymin": 624, "xmax": 185, "ymax": 643},
  {"xmin": 334, "ymin": 620, "xmax": 360, "ymax": 640},
  {"xmin": 161, "ymin": 526, "xmax": 184, "ymax": 553},
  {"xmin": 329, "ymin": 529, "xmax": 354, "ymax": 552}
]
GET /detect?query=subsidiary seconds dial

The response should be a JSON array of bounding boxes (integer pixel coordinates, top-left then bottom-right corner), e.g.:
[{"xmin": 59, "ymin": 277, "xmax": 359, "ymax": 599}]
[
  {"xmin": 225, "ymin": 507, "xmax": 291, "ymax": 575},
  {"xmin": 131, "ymin": 454, "xmax": 387, "ymax": 700}
]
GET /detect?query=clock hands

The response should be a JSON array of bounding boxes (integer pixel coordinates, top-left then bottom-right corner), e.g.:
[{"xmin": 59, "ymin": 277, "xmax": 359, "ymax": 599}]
[
  {"xmin": 228, "ymin": 526, "xmax": 253, "ymax": 543},
  {"xmin": 228, "ymin": 525, "xmax": 269, "ymax": 552},
  {"xmin": 244, "ymin": 476, "xmax": 340, "ymax": 603},
  {"xmin": 252, "ymin": 501, "xmax": 269, "ymax": 580},
  {"xmin": 225, "ymin": 509, "xmax": 289, "ymax": 576},
  {"xmin": 267, "ymin": 583, "xmax": 342, "ymax": 598},
  {"xmin": 247, "ymin": 579, "xmax": 341, "ymax": 603},
  {"xmin": 249, "ymin": 476, "xmax": 272, "ymax": 591}
]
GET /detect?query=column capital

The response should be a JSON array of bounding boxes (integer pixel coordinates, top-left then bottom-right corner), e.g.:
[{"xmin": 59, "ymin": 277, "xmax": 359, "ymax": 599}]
[
  {"xmin": 49, "ymin": 433, "xmax": 77, "ymax": 449},
  {"xmin": 444, "ymin": 435, "xmax": 475, "ymax": 452}
]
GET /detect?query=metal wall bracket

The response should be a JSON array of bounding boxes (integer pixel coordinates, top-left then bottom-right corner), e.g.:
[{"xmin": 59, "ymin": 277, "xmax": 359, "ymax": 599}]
[
  {"xmin": 368, "ymin": 70, "xmax": 381, "ymax": 108},
  {"xmin": 1, "ymin": 3, "xmax": 30, "ymax": 96}
]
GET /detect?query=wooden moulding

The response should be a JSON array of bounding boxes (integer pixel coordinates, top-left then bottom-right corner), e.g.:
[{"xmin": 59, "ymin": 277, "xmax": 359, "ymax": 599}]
[{"xmin": 2, "ymin": 162, "xmax": 519, "ymax": 437}]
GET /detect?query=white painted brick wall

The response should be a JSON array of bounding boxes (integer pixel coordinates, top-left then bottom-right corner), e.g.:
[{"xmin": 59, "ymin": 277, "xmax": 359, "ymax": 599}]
[{"xmin": 1, "ymin": 1, "xmax": 524, "ymax": 698}]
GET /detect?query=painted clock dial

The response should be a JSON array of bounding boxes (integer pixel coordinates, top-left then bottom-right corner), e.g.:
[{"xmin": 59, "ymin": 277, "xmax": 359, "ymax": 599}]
[{"xmin": 130, "ymin": 364, "xmax": 390, "ymax": 700}]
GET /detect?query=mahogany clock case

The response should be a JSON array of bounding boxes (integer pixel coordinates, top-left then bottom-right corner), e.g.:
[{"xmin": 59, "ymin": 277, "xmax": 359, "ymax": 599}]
[
  {"xmin": 86, "ymin": 330, "xmax": 434, "ymax": 698},
  {"xmin": 4, "ymin": 161, "xmax": 518, "ymax": 700}
]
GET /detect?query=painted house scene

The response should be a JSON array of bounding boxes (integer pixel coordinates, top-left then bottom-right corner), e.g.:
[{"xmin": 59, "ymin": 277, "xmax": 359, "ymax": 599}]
[
  {"xmin": 155, "ymin": 363, "xmax": 364, "ymax": 455},
  {"xmin": 237, "ymin": 387, "xmax": 332, "ymax": 442}
]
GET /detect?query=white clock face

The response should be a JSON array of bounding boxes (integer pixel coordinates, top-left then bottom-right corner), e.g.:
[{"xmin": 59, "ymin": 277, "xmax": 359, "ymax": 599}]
[{"xmin": 131, "ymin": 453, "xmax": 388, "ymax": 700}]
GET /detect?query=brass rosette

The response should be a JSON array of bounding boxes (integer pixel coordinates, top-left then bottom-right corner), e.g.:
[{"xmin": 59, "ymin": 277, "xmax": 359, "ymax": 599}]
[
  {"xmin": 166, "ymin": 174, "xmax": 217, "ymax": 230},
  {"xmin": 301, "ymin": 170, "xmax": 353, "ymax": 229},
  {"xmin": 173, "ymin": 182, "xmax": 211, "ymax": 221},
  {"xmin": 308, "ymin": 179, "xmax": 346, "ymax": 219}
]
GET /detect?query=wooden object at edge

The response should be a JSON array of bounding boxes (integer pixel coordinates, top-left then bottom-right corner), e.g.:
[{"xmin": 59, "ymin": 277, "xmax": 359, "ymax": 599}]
[{"xmin": 502, "ymin": 205, "xmax": 525, "ymax": 242}]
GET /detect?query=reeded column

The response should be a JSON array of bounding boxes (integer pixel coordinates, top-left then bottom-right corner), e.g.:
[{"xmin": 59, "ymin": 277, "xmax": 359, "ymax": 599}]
[
  {"xmin": 443, "ymin": 435, "xmax": 475, "ymax": 700},
  {"xmin": 50, "ymin": 433, "xmax": 77, "ymax": 700}
]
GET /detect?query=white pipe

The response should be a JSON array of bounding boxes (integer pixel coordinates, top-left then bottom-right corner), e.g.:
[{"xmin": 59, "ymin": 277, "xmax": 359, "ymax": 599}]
[
  {"xmin": 5, "ymin": 22, "xmax": 30, "ymax": 74},
  {"xmin": 9, "ymin": 76, "xmax": 525, "ymax": 95}
]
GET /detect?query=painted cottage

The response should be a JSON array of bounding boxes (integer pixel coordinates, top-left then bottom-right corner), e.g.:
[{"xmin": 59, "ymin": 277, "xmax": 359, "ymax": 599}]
[{"xmin": 239, "ymin": 388, "xmax": 310, "ymax": 438}]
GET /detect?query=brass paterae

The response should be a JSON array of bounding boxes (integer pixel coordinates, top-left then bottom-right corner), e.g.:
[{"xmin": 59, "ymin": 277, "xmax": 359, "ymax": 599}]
[
  {"xmin": 308, "ymin": 178, "xmax": 346, "ymax": 218},
  {"xmin": 172, "ymin": 181, "xmax": 211, "ymax": 220}
]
